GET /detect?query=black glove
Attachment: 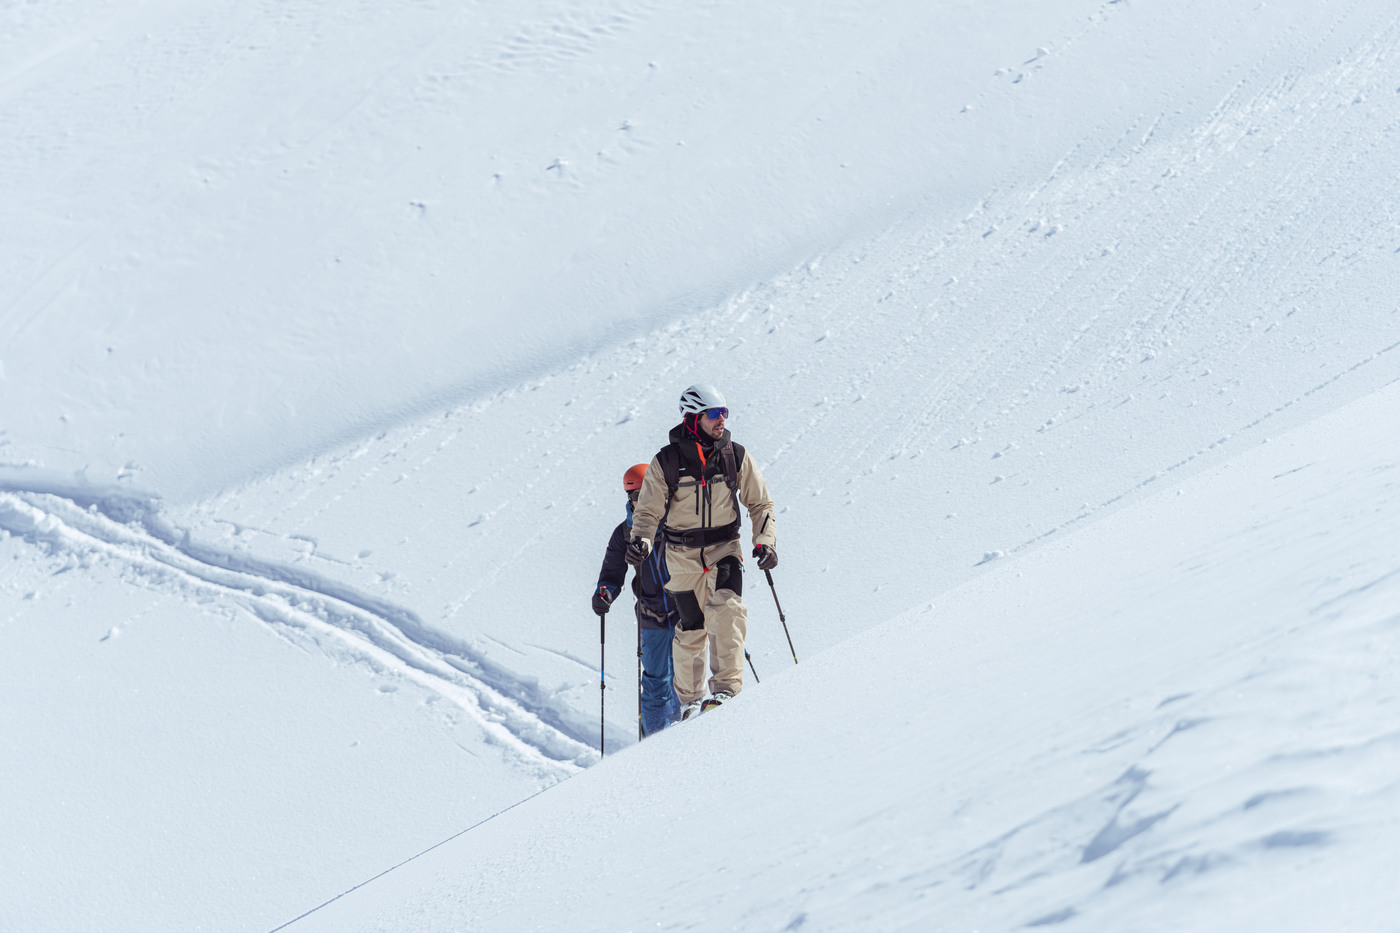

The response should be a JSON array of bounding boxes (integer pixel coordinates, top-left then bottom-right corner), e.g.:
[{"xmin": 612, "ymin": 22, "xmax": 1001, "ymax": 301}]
[
  {"xmin": 591, "ymin": 586, "xmax": 613, "ymax": 615},
  {"xmin": 624, "ymin": 537, "xmax": 651, "ymax": 566},
  {"xmin": 753, "ymin": 544, "xmax": 778, "ymax": 570}
]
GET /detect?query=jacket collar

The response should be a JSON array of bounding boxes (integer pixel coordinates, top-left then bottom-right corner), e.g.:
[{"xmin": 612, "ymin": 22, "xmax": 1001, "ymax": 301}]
[
  {"xmin": 670, "ymin": 421, "xmax": 731, "ymax": 476},
  {"xmin": 669, "ymin": 420, "xmax": 731, "ymax": 448}
]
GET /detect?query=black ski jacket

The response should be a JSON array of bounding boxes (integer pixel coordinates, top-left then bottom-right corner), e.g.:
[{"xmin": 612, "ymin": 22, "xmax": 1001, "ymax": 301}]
[{"xmin": 597, "ymin": 503, "xmax": 677, "ymax": 631}]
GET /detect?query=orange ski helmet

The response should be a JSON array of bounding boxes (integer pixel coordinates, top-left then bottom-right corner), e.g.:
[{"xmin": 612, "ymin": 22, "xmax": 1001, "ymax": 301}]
[{"xmin": 623, "ymin": 463, "xmax": 648, "ymax": 492}]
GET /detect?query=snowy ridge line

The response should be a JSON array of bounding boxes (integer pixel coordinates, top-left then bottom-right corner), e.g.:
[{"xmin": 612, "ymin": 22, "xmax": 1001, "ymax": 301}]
[
  {"xmin": 1002, "ymin": 341, "xmax": 1400, "ymax": 561},
  {"xmin": 0, "ymin": 485, "xmax": 597, "ymax": 773},
  {"xmin": 265, "ymin": 781, "xmax": 558, "ymax": 933}
]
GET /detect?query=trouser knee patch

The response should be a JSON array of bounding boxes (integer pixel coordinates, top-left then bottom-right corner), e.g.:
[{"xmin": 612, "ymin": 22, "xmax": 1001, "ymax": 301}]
[
  {"xmin": 674, "ymin": 589, "xmax": 705, "ymax": 631},
  {"xmin": 714, "ymin": 555, "xmax": 743, "ymax": 597}
]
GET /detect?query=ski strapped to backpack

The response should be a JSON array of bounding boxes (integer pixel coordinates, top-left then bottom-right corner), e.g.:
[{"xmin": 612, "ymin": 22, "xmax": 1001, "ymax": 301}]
[{"xmin": 655, "ymin": 438, "xmax": 745, "ymax": 549}]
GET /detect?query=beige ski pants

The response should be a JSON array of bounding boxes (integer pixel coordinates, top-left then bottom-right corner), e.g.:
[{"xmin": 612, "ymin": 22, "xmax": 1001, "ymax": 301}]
[{"xmin": 666, "ymin": 542, "xmax": 747, "ymax": 705}]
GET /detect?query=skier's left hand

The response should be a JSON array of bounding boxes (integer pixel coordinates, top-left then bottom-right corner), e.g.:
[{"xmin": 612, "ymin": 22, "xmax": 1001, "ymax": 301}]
[
  {"xmin": 753, "ymin": 544, "xmax": 778, "ymax": 570},
  {"xmin": 625, "ymin": 537, "xmax": 651, "ymax": 566}
]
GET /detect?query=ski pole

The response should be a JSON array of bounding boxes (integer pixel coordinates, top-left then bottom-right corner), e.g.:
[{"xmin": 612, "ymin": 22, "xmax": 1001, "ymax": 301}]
[
  {"xmin": 763, "ymin": 568, "xmax": 798, "ymax": 664},
  {"xmin": 637, "ymin": 610, "xmax": 644, "ymax": 742},
  {"xmin": 745, "ymin": 649, "xmax": 761, "ymax": 684},
  {"xmin": 598, "ymin": 611, "xmax": 606, "ymax": 757}
]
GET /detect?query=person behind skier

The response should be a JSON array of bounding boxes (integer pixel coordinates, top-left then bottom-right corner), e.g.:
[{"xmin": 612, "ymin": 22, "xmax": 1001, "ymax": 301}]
[
  {"xmin": 625, "ymin": 384, "xmax": 778, "ymax": 720},
  {"xmin": 593, "ymin": 463, "xmax": 682, "ymax": 737}
]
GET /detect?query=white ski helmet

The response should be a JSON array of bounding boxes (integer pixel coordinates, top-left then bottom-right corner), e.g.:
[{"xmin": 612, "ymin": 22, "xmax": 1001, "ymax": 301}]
[{"xmin": 679, "ymin": 383, "xmax": 727, "ymax": 416}]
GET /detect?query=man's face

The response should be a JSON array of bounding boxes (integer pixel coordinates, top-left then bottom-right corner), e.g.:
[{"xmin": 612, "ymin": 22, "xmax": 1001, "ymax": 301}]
[{"xmin": 698, "ymin": 409, "xmax": 726, "ymax": 439}]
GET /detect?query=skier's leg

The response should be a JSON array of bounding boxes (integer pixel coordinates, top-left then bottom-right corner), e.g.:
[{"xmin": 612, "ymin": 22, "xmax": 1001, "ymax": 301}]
[
  {"xmin": 662, "ymin": 620, "xmax": 681, "ymax": 723},
  {"xmin": 639, "ymin": 624, "xmax": 679, "ymax": 736},
  {"xmin": 672, "ymin": 626, "xmax": 707, "ymax": 707},
  {"xmin": 706, "ymin": 593, "xmax": 747, "ymax": 697},
  {"xmin": 667, "ymin": 574, "xmax": 708, "ymax": 706},
  {"xmin": 706, "ymin": 554, "xmax": 748, "ymax": 697}
]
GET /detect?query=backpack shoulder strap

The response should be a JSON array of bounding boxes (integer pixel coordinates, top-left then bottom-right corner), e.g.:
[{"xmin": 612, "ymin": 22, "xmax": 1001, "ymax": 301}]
[
  {"xmin": 719, "ymin": 440, "xmax": 744, "ymax": 516},
  {"xmin": 657, "ymin": 445, "xmax": 681, "ymax": 501},
  {"xmin": 655, "ymin": 445, "xmax": 681, "ymax": 531}
]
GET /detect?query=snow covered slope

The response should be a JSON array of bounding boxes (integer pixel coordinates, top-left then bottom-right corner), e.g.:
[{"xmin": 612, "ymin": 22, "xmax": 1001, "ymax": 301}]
[
  {"xmin": 3, "ymin": 0, "xmax": 1400, "ymax": 930},
  {"xmin": 292, "ymin": 360, "xmax": 1400, "ymax": 933},
  {"xmin": 3, "ymin": 0, "xmax": 1132, "ymax": 501}
]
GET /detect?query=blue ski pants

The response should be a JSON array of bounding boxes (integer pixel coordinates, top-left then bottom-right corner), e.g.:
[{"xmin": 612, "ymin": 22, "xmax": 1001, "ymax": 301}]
[{"xmin": 638, "ymin": 611, "xmax": 680, "ymax": 737}]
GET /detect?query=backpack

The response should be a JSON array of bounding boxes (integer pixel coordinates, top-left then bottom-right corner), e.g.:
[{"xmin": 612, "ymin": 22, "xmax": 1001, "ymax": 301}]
[{"xmin": 655, "ymin": 438, "xmax": 745, "ymax": 545}]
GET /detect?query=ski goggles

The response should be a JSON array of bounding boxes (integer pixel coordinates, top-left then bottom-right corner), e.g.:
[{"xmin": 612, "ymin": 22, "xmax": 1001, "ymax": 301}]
[{"xmin": 703, "ymin": 407, "xmax": 729, "ymax": 420}]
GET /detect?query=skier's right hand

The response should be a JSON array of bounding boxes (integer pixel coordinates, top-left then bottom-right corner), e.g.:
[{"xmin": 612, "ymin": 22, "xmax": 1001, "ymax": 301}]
[
  {"xmin": 624, "ymin": 536, "xmax": 651, "ymax": 566},
  {"xmin": 592, "ymin": 586, "xmax": 613, "ymax": 615}
]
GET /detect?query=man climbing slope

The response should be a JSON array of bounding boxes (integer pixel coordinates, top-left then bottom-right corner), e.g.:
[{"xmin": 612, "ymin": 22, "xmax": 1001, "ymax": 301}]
[
  {"xmin": 593, "ymin": 463, "xmax": 682, "ymax": 738},
  {"xmin": 625, "ymin": 384, "xmax": 778, "ymax": 719}
]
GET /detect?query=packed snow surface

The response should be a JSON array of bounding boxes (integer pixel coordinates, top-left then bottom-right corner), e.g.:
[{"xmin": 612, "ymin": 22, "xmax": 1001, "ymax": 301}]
[
  {"xmin": 2, "ymin": 0, "xmax": 1399, "ymax": 930},
  {"xmin": 297, "ymin": 373, "xmax": 1400, "ymax": 933}
]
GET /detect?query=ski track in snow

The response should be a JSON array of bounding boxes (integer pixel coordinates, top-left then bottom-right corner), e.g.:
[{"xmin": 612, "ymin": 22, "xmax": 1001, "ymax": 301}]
[
  {"xmin": 276, "ymin": 377, "xmax": 1400, "ymax": 932},
  {"xmin": 0, "ymin": 483, "xmax": 595, "ymax": 776},
  {"xmin": 5, "ymin": 2, "xmax": 1400, "ymax": 930},
  {"xmin": 142, "ymin": 4, "xmax": 1400, "ymax": 755},
  {"xmin": 2, "ymin": 5, "xmax": 1397, "ymax": 784}
]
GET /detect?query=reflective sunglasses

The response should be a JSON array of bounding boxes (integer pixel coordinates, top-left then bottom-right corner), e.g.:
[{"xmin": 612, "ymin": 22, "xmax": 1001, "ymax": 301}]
[{"xmin": 704, "ymin": 407, "xmax": 729, "ymax": 420}]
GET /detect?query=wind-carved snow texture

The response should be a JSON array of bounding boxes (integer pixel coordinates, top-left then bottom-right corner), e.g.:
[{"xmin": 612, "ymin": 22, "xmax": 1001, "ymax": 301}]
[
  {"xmin": 279, "ymin": 374, "xmax": 1400, "ymax": 932},
  {"xmin": 805, "ymin": 561, "xmax": 1400, "ymax": 932},
  {"xmin": 0, "ymin": 485, "xmax": 596, "ymax": 774},
  {"xmin": 7, "ymin": 1, "xmax": 1400, "ymax": 930}
]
